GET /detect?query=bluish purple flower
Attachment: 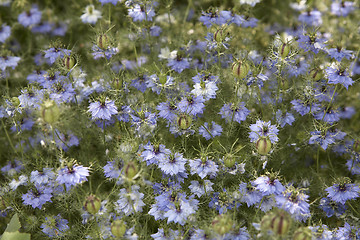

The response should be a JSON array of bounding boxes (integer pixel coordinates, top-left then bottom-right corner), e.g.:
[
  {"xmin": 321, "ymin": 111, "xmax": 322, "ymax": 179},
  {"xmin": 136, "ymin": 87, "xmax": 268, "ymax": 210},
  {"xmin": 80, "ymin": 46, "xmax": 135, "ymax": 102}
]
[
  {"xmin": 327, "ymin": 47, "xmax": 353, "ymax": 62},
  {"xmin": 191, "ymin": 77, "xmax": 218, "ymax": 100},
  {"xmin": 297, "ymin": 32, "xmax": 326, "ymax": 54},
  {"xmin": 103, "ymin": 160, "xmax": 123, "ymax": 179},
  {"xmin": 88, "ymin": 99, "xmax": 118, "ymax": 120},
  {"xmin": 325, "ymin": 66, "xmax": 354, "ymax": 90},
  {"xmin": 91, "ymin": 45, "xmax": 118, "ymax": 60},
  {"xmin": 209, "ymin": 190, "xmax": 237, "ymax": 214},
  {"xmin": 164, "ymin": 197, "xmax": 198, "ymax": 225},
  {"xmin": 276, "ymin": 110, "xmax": 295, "ymax": 127},
  {"xmin": 275, "ymin": 189, "xmax": 310, "ymax": 222},
  {"xmin": 291, "ymin": 99, "xmax": 321, "ymax": 116},
  {"xmin": 249, "ymin": 120, "xmax": 279, "ymax": 143},
  {"xmin": 199, "ymin": 10, "xmax": 229, "ymax": 28},
  {"xmin": 313, "ymin": 107, "xmax": 340, "ymax": 123},
  {"xmin": 167, "ymin": 56, "xmax": 190, "ymax": 73},
  {"xmin": 298, "ymin": 10, "xmax": 322, "ymax": 26},
  {"xmin": 319, "ymin": 197, "xmax": 347, "ymax": 217},
  {"xmin": 156, "ymin": 101, "xmax": 178, "ymax": 121},
  {"xmin": 1, "ymin": 159, "xmax": 24, "ymax": 177},
  {"xmin": 309, "ymin": 225, "xmax": 333, "ymax": 240},
  {"xmin": 286, "ymin": 59, "xmax": 309, "ymax": 77},
  {"xmin": 0, "ymin": 24, "xmax": 11, "ymax": 43},
  {"xmin": 149, "ymin": 26, "xmax": 162, "ymax": 36},
  {"xmin": 99, "ymin": 0, "xmax": 119, "ymax": 5},
  {"xmin": 44, "ymin": 47, "xmax": 71, "ymax": 65},
  {"xmin": 219, "ymin": 102, "xmax": 250, "ymax": 124},
  {"xmin": 131, "ymin": 75, "xmax": 148, "ymax": 93},
  {"xmin": 241, "ymin": 17, "xmax": 258, "ymax": 28},
  {"xmin": 199, "ymin": 121, "xmax": 223, "ymax": 140},
  {"xmin": 189, "ymin": 157, "xmax": 218, "ymax": 179},
  {"xmin": 41, "ymin": 214, "xmax": 69, "ymax": 238},
  {"xmin": 346, "ymin": 154, "xmax": 360, "ymax": 175},
  {"xmin": 189, "ymin": 180, "xmax": 214, "ymax": 197},
  {"xmin": 158, "ymin": 152, "xmax": 187, "ymax": 176},
  {"xmin": 56, "ymin": 164, "xmax": 89, "ymax": 190},
  {"xmin": 22, "ymin": 184, "xmax": 53, "ymax": 209},
  {"xmin": 128, "ymin": 4, "xmax": 155, "ymax": 22},
  {"xmin": 18, "ymin": 5, "xmax": 42, "ymax": 27},
  {"xmin": 331, "ymin": 1, "xmax": 355, "ymax": 17},
  {"xmin": 309, "ymin": 131, "xmax": 336, "ymax": 150},
  {"xmin": 238, "ymin": 182, "xmax": 263, "ymax": 207},
  {"xmin": 30, "ymin": 168, "xmax": 55, "ymax": 185},
  {"xmin": 252, "ymin": 175, "xmax": 285, "ymax": 196},
  {"xmin": 335, "ymin": 222, "xmax": 360, "ymax": 240},
  {"xmin": 177, "ymin": 95, "xmax": 205, "ymax": 116},
  {"xmin": 140, "ymin": 142, "xmax": 171, "ymax": 165},
  {"xmin": 54, "ymin": 130, "xmax": 79, "ymax": 151},
  {"xmin": 325, "ymin": 182, "xmax": 360, "ymax": 204},
  {"xmin": 115, "ymin": 185, "xmax": 145, "ymax": 216},
  {"xmin": 0, "ymin": 56, "xmax": 21, "ymax": 71}
]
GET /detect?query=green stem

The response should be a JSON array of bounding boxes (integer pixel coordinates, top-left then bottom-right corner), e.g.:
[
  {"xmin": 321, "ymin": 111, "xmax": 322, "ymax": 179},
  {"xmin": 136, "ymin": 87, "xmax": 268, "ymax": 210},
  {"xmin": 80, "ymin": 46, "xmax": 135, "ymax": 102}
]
[{"xmin": 1, "ymin": 119, "xmax": 17, "ymax": 154}]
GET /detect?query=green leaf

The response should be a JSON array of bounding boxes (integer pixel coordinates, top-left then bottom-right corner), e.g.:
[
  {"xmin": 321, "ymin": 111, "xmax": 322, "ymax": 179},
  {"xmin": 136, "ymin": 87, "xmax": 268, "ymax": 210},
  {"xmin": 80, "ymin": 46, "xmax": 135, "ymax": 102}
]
[
  {"xmin": 1, "ymin": 231, "xmax": 31, "ymax": 240},
  {"xmin": 4, "ymin": 214, "xmax": 21, "ymax": 233}
]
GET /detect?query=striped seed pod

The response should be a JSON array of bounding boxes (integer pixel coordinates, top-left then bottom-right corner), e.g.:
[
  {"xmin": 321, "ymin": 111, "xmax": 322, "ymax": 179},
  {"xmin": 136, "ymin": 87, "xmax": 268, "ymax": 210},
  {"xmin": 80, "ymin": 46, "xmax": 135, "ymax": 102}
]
[
  {"xmin": 232, "ymin": 60, "xmax": 249, "ymax": 79},
  {"xmin": 84, "ymin": 195, "xmax": 101, "ymax": 214}
]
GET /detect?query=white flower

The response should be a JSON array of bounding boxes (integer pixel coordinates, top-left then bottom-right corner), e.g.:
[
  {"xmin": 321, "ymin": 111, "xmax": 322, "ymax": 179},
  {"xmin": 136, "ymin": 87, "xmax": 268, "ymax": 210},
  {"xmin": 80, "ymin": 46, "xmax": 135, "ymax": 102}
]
[
  {"xmin": 239, "ymin": 0, "xmax": 261, "ymax": 7},
  {"xmin": 80, "ymin": 5, "xmax": 102, "ymax": 24},
  {"xmin": 158, "ymin": 47, "xmax": 177, "ymax": 60},
  {"xmin": 9, "ymin": 175, "xmax": 28, "ymax": 190}
]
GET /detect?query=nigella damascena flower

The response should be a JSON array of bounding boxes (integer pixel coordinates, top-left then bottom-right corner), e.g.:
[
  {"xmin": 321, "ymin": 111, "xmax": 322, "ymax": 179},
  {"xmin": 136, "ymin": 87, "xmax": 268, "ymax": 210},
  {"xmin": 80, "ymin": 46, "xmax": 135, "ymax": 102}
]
[
  {"xmin": 88, "ymin": 99, "xmax": 118, "ymax": 121},
  {"xmin": 41, "ymin": 214, "xmax": 69, "ymax": 238},
  {"xmin": 249, "ymin": 120, "xmax": 279, "ymax": 144},
  {"xmin": 158, "ymin": 152, "xmax": 187, "ymax": 176},
  {"xmin": 298, "ymin": 10, "xmax": 322, "ymax": 26},
  {"xmin": 335, "ymin": 222, "xmax": 360, "ymax": 239},
  {"xmin": 18, "ymin": 5, "xmax": 42, "ymax": 27},
  {"xmin": 22, "ymin": 184, "xmax": 53, "ymax": 209},
  {"xmin": 44, "ymin": 47, "xmax": 71, "ymax": 65},
  {"xmin": 327, "ymin": 47, "xmax": 354, "ymax": 62},
  {"xmin": 115, "ymin": 185, "xmax": 145, "ymax": 216},
  {"xmin": 275, "ymin": 189, "xmax": 311, "ymax": 222},
  {"xmin": 325, "ymin": 66, "xmax": 354, "ymax": 90},
  {"xmin": 199, "ymin": 121, "xmax": 223, "ymax": 140},
  {"xmin": 253, "ymin": 175, "xmax": 285, "ymax": 196},
  {"xmin": 325, "ymin": 182, "xmax": 360, "ymax": 205},
  {"xmin": 309, "ymin": 131, "xmax": 336, "ymax": 150},
  {"xmin": 219, "ymin": 102, "xmax": 250, "ymax": 124},
  {"xmin": 128, "ymin": 4, "xmax": 155, "ymax": 22},
  {"xmin": 189, "ymin": 157, "xmax": 218, "ymax": 179},
  {"xmin": 238, "ymin": 182, "xmax": 263, "ymax": 207},
  {"xmin": 30, "ymin": 168, "xmax": 55, "ymax": 185},
  {"xmin": 0, "ymin": 24, "xmax": 11, "ymax": 43},
  {"xmin": 177, "ymin": 95, "xmax": 205, "ymax": 116},
  {"xmin": 318, "ymin": 197, "xmax": 347, "ymax": 217},
  {"xmin": 56, "ymin": 164, "xmax": 90, "ymax": 190},
  {"xmin": 309, "ymin": 225, "xmax": 333, "ymax": 240},
  {"xmin": 80, "ymin": 5, "xmax": 102, "ymax": 24},
  {"xmin": 0, "ymin": 56, "xmax": 21, "ymax": 71},
  {"xmin": 189, "ymin": 180, "xmax": 214, "ymax": 198},
  {"xmin": 163, "ymin": 197, "xmax": 199, "ymax": 225},
  {"xmin": 331, "ymin": 1, "xmax": 355, "ymax": 17}
]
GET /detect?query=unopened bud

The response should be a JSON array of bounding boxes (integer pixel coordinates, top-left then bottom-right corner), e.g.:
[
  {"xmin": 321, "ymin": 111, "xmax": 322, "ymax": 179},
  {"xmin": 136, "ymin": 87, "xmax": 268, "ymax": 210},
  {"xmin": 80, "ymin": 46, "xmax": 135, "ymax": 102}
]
[
  {"xmin": 223, "ymin": 153, "xmax": 236, "ymax": 168},
  {"xmin": 211, "ymin": 214, "xmax": 233, "ymax": 235},
  {"xmin": 124, "ymin": 161, "xmax": 138, "ymax": 179},
  {"xmin": 84, "ymin": 195, "xmax": 101, "ymax": 214},
  {"xmin": 256, "ymin": 137, "xmax": 272, "ymax": 155},
  {"xmin": 293, "ymin": 227, "xmax": 312, "ymax": 240},
  {"xmin": 279, "ymin": 43, "xmax": 290, "ymax": 58},
  {"xmin": 112, "ymin": 78, "xmax": 123, "ymax": 90},
  {"xmin": 232, "ymin": 60, "xmax": 249, "ymax": 79},
  {"xmin": 111, "ymin": 220, "xmax": 126, "ymax": 237},
  {"xmin": 11, "ymin": 97, "xmax": 20, "ymax": 106},
  {"xmin": 97, "ymin": 34, "xmax": 109, "ymax": 50},
  {"xmin": 177, "ymin": 114, "xmax": 192, "ymax": 130},
  {"xmin": 41, "ymin": 100, "xmax": 60, "ymax": 124}
]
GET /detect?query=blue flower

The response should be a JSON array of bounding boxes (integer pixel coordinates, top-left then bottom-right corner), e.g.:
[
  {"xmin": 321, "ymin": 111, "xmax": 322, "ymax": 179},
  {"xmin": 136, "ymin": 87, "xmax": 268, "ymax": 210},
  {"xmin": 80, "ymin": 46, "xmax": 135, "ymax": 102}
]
[
  {"xmin": 219, "ymin": 102, "xmax": 250, "ymax": 124},
  {"xmin": 253, "ymin": 175, "xmax": 285, "ymax": 196},
  {"xmin": 313, "ymin": 107, "xmax": 340, "ymax": 123},
  {"xmin": 309, "ymin": 225, "xmax": 333, "ymax": 240},
  {"xmin": 18, "ymin": 5, "xmax": 42, "ymax": 27},
  {"xmin": 238, "ymin": 182, "xmax": 263, "ymax": 207},
  {"xmin": 140, "ymin": 142, "xmax": 171, "ymax": 165},
  {"xmin": 41, "ymin": 214, "xmax": 69, "ymax": 238},
  {"xmin": 319, "ymin": 197, "xmax": 347, "ymax": 217},
  {"xmin": 199, "ymin": 10, "xmax": 229, "ymax": 28},
  {"xmin": 88, "ymin": 99, "xmax": 118, "ymax": 121},
  {"xmin": 209, "ymin": 190, "xmax": 237, "ymax": 214},
  {"xmin": 189, "ymin": 180, "xmax": 214, "ymax": 197},
  {"xmin": 156, "ymin": 101, "xmax": 178, "ymax": 121},
  {"xmin": 99, "ymin": 0, "xmax": 119, "ymax": 5},
  {"xmin": 249, "ymin": 120, "xmax": 279, "ymax": 143},
  {"xmin": 298, "ymin": 10, "xmax": 322, "ymax": 26},
  {"xmin": 131, "ymin": 75, "xmax": 149, "ymax": 93},
  {"xmin": 177, "ymin": 95, "xmax": 205, "ymax": 116},
  {"xmin": 309, "ymin": 131, "xmax": 336, "ymax": 150},
  {"xmin": 30, "ymin": 168, "xmax": 55, "ymax": 185},
  {"xmin": 275, "ymin": 189, "xmax": 311, "ymax": 222},
  {"xmin": 291, "ymin": 99, "xmax": 321, "ymax": 116},
  {"xmin": 297, "ymin": 32, "xmax": 326, "ymax": 54},
  {"xmin": 189, "ymin": 157, "xmax": 218, "ymax": 179},
  {"xmin": 128, "ymin": 4, "xmax": 155, "ymax": 22},
  {"xmin": 91, "ymin": 45, "xmax": 118, "ymax": 60},
  {"xmin": 56, "ymin": 164, "xmax": 89, "ymax": 190},
  {"xmin": 0, "ymin": 24, "xmax": 11, "ymax": 43},
  {"xmin": 115, "ymin": 185, "xmax": 145, "ymax": 216},
  {"xmin": 158, "ymin": 152, "xmax": 187, "ymax": 176},
  {"xmin": 0, "ymin": 56, "xmax": 21, "ymax": 71},
  {"xmin": 167, "ymin": 57, "xmax": 190, "ymax": 73},
  {"xmin": 325, "ymin": 66, "xmax": 354, "ymax": 90},
  {"xmin": 44, "ymin": 47, "xmax": 71, "ymax": 64},
  {"xmin": 276, "ymin": 110, "xmax": 295, "ymax": 127},
  {"xmin": 199, "ymin": 121, "xmax": 223, "ymax": 140},
  {"xmin": 191, "ymin": 76, "xmax": 219, "ymax": 100},
  {"xmin": 325, "ymin": 182, "xmax": 360, "ymax": 204},
  {"xmin": 331, "ymin": 1, "xmax": 355, "ymax": 17},
  {"xmin": 327, "ymin": 47, "xmax": 353, "ymax": 62},
  {"xmin": 1, "ymin": 159, "xmax": 24, "ymax": 177},
  {"xmin": 335, "ymin": 222, "xmax": 360, "ymax": 240},
  {"xmin": 163, "ymin": 198, "xmax": 198, "ymax": 225},
  {"xmin": 22, "ymin": 184, "xmax": 53, "ymax": 209}
]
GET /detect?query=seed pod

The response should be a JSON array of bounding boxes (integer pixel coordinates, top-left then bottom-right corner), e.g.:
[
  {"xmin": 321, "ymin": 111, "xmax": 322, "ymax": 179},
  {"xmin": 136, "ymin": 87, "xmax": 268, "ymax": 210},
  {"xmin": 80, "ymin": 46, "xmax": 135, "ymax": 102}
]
[
  {"xmin": 309, "ymin": 68, "xmax": 323, "ymax": 81},
  {"xmin": 41, "ymin": 100, "xmax": 60, "ymax": 124},
  {"xmin": 214, "ymin": 29, "xmax": 226, "ymax": 43},
  {"xmin": 84, "ymin": 195, "xmax": 101, "ymax": 214},
  {"xmin": 232, "ymin": 60, "xmax": 249, "ymax": 79},
  {"xmin": 211, "ymin": 214, "xmax": 233, "ymax": 235},
  {"xmin": 223, "ymin": 153, "xmax": 236, "ymax": 168},
  {"xmin": 279, "ymin": 43, "xmax": 290, "ymax": 58},
  {"xmin": 112, "ymin": 78, "xmax": 123, "ymax": 90},
  {"xmin": 260, "ymin": 212, "xmax": 276, "ymax": 232},
  {"xmin": 111, "ymin": 220, "xmax": 127, "ymax": 238},
  {"xmin": 293, "ymin": 227, "xmax": 312, "ymax": 240},
  {"xmin": 124, "ymin": 161, "xmax": 138, "ymax": 179},
  {"xmin": 11, "ymin": 97, "xmax": 20, "ymax": 106},
  {"xmin": 256, "ymin": 137, "xmax": 272, "ymax": 155},
  {"xmin": 63, "ymin": 55, "xmax": 76, "ymax": 70},
  {"xmin": 97, "ymin": 34, "xmax": 109, "ymax": 50},
  {"xmin": 177, "ymin": 114, "xmax": 192, "ymax": 130},
  {"xmin": 270, "ymin": 211, "xmax": 291, "ymax": 236}
]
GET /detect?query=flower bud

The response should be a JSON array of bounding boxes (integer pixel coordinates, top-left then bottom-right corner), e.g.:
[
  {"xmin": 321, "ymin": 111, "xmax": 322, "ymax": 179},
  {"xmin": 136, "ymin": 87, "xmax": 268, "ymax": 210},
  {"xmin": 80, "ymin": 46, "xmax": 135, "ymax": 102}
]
[
  {"xmin": 124, "ymin": 161, "xmax": 138, "ymax": 179},
  {"xmin": 309, "ymin": 68, "xmax": 323, "ymax": 81},
  {"xmin": 112, "ymin": 78, "xmax": 123, "ymax": 90},
  {"xmin": 62, "ymin": 55, "xmax": 76, "ymax": 70},
  {"xmin": 97, "ymin": 34, "xmax": 109, "ymax": 50},
  {"xmin": 211, "ymin": 214, "xmax": 233, "ymax": 235},
  {"xmin": 256, "ymin": 137, "xmax": 272, "ymax": 155},
  {"xmin": 159, "ymin": 74, "xmax": 168, "ymax": 85},
  {"xmin": 111, "ymin": 220, "xmax": 126, "ymax": 237},
  {"xmin": 232, "ymin": 60, "xmax": 249, "ymax": 79},
  {"xmin": 177, "ymin": 114, "xmax": 192, "ymax": 130},
  {"xmin": 41, "ymin": 100, "xmax": 60, "ymax": 124},
  {"xmin": 293, "ymin": 227, "xmax": 312, "ymax": 240},
  {"xmin": 11, "ymin": 97, "xmax": 20, "ymax": 106},
  {"xmin": 279, "ymin": 43, "xmax": 290, "ymax": 58},
  {"xmin": 223, "ymin": 153, "xmax": 236, "ymax": 168},
  {"xmin": 84, "ymin": 195, "xmax": 101, "ymax": 214},
  {"xmin": 270, "ymin": 211, "xmax": 291, "ymax": 236},
  {"xmin": 214, "ymin": 29, "xmax": 226, "ymax": 43}
]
